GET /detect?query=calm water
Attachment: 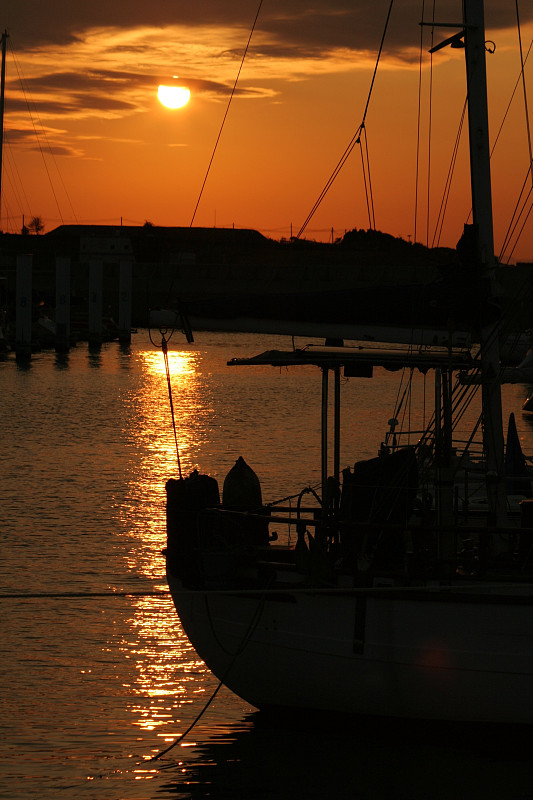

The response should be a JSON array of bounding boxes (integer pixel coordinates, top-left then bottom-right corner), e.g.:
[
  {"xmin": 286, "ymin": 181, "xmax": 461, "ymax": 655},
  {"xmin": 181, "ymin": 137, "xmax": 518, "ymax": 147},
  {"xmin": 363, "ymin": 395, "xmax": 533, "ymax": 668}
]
[{"xmin": 2, "ymin": 329, "xmax": 533, "ymax": 799}]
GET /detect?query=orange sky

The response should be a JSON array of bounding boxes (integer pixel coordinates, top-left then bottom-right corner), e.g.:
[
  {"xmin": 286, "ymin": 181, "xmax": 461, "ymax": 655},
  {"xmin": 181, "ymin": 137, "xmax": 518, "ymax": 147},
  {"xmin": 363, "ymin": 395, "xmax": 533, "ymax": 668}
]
[{"xmin": 2, "ymin": 1, "xmax": 533, "ymax": 261}]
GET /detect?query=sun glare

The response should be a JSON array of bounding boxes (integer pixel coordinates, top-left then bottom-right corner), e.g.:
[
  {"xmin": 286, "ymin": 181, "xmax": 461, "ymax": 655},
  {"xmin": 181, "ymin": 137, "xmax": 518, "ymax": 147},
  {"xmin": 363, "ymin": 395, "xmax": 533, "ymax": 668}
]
[{"xmin": 157, "ymin": 85, "xmax": 191, "ymax": 109}]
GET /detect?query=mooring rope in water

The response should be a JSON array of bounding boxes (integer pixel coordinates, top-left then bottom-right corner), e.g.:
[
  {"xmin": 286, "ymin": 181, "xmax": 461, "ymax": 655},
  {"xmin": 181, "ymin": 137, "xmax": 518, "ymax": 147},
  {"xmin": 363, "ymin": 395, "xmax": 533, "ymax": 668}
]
[
  {"xmin": 144, "ymin": 592, "xmax": 266, "ymax": 763},
  {"xmin": 0, "ymin": 590, "xmax": 171, "ymax": 599},
  {"xmin": 4, "ymin": 581, "xmax": 533, "ymax": 601},
  {"xmin": 143, "ymin": 679, "xmax": 225, "ymax": 764}
]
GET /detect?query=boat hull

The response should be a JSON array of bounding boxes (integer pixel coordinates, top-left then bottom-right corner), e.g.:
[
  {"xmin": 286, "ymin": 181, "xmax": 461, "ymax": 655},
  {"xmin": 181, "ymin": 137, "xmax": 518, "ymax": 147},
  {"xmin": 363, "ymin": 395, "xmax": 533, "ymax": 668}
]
[{"xmin": 167, "ymin": 569, "xmax": 533, "ymax": 724}]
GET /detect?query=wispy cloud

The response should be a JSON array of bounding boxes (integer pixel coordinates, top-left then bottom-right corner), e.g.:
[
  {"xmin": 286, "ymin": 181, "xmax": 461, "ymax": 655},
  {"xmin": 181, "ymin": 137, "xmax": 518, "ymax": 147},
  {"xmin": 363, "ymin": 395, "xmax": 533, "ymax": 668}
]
[
  {"xmin": 5, "ymin": 25, "xmax": 279, "ymax": 127},
  {"xmin": 3, "ymin": 2, "xmax": 531, "ymax": 158}
]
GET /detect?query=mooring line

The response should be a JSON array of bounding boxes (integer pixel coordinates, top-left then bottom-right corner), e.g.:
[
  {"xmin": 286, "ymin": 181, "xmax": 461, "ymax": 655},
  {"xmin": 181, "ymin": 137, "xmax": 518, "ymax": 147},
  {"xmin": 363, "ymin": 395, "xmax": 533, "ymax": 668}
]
[
  {"xmin": 0, "ymin": 590, "xmax": 171, "ymax": 599},
  {"xmin": 143, "ymin": 592, "xmax": 266, "ymax": 763}
]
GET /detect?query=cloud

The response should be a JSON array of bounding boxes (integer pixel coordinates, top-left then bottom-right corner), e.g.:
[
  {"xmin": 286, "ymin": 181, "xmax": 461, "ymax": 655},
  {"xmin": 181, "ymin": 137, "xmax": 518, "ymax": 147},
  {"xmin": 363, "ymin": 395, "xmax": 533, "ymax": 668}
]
[
  {"xmin": 6, "ymin": 63, "xmax": 270, "ymax": 124},
  {"xmin": 6, "ymin": 2, "xmax": 531, "ymax": 53},
  {"xmin": 3, "ymin": 2, "xmax": 531, "ymax": 134},
  {"xmin": 5, "ymin": 126, "xmax": 81, "ymax": 157}
]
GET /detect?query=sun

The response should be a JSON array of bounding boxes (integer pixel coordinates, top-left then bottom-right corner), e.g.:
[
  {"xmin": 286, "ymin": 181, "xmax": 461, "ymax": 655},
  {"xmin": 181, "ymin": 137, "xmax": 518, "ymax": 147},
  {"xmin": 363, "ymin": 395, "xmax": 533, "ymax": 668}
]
[{"xmin": 158, "ymin": 85, "xmax": 191, "ymax": 109}]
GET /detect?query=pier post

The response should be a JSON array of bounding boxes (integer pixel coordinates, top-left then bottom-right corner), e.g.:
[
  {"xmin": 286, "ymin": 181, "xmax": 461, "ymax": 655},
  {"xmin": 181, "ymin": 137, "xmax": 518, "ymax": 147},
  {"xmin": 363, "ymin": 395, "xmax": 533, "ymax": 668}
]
[
  {"xmin": 118, "ymin": 260, "xmax": 132, "ymax": 344},
  {"xmin": 321, "ymin": 367, "xmax": 329, "ymax": 516},
  {"xmin": 55, "ymin": 257, "xmax": 70, "ymax": 353},
  {"xmin": 15, "ymin": 254, "xmax": 32, "ymax": 362},
  {"xmin": 88, "ymin": 259, "xmax": 103, "ymax": 348}
]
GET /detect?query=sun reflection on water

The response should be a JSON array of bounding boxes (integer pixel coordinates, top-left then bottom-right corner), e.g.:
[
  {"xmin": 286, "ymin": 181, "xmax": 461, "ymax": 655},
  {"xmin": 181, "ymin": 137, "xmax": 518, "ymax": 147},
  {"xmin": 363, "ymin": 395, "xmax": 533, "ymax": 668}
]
[
  {"xmin": 135, "ymin": 347, "xmax": 217, "ymax": 475},
  {"xmin": 105, "ymin": 345, "xmax": 220, "ymax": 761},
  {"xmin": 141, "ymin": 348, "xmax": 196, "ymax": 379},
  {"xmin": 116, "ymin": 585, "xmax": 213, "ymax": 759},
  {"xmin": 117, "ymin": 345, "xmax": 217, "ymax": 582}
]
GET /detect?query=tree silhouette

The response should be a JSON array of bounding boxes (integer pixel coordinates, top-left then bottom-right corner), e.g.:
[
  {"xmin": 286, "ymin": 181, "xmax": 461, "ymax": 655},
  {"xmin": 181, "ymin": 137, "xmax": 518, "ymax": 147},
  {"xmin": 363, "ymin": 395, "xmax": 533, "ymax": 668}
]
[{"xmin": 28, "ymin": 216, "xmax": 45, "ymax": 235}]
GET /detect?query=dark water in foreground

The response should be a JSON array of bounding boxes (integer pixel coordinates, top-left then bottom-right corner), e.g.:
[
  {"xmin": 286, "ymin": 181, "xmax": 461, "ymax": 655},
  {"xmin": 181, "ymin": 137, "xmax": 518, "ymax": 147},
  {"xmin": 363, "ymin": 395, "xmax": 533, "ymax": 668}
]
[{"xmin": 2, "ymin": 330, "xmax": 533, "ymax": 799}]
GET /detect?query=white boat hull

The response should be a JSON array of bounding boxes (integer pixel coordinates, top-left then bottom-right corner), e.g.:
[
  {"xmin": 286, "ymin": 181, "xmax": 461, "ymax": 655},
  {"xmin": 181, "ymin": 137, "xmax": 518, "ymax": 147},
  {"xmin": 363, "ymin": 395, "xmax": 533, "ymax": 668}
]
[{"xmin": 168, "ymin": 571, "xmax": 533, "ymax": 724}]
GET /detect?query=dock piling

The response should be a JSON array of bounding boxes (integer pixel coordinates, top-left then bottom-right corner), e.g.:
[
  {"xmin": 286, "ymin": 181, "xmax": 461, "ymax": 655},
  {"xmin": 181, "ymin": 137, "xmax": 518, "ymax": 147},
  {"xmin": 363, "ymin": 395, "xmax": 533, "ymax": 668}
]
[
  {"xmin": 88, "ymin": 259, "xmax": 103, "ymax": 349},
  {"xmin": 55, "ymin": 257, "xmax": 71, "ymax": 353},
  {"xmin": 118, "ymin": 260, "xmax": 132, "ymax": 344},
  {"xmin": 15, "ymin": 254, "xmax": 32, "ymax": 362}
]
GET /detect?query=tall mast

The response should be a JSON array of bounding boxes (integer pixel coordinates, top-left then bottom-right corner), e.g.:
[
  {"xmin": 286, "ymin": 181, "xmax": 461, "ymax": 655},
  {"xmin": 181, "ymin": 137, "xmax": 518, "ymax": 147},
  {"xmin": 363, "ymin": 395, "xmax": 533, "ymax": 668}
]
[
  {"xmin": 0, "ymin": 30, "xmax": 7, "ymax": 231},
  {"xmin": 463, "ymin": 0, "xmax": 506, "ymax": 526}
]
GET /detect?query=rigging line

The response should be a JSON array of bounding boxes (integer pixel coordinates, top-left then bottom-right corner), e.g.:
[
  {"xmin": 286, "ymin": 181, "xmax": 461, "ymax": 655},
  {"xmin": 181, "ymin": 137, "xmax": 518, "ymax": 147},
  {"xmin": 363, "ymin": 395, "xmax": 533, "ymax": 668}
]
[
  {"xmin": 189, "ymin": 0, "xmax": 263, "ymax": 228},
  {"xmin": 499, "ymin": 166, "xmax": 531, "ymax": 260},
  {"xmin": 505, "ymin": 191, "xmax": 533, "ymax": 264},
  {"xmin": 423, "ymin": 358, "xmax": 482, "ymax": 439},
  {"xmin": 358, "ymin": 138, "xmax": 368, "ymax": 224},
  {"xmin": 423, "ymin": 369, "xmax": 427, "ymax": 431},
  {"xmin": 296, "ymin": 0, "xmax": 395, "ymax": 239},
  {"xmin": 500, "ymin": 165, "xmax": 533, "ymax": 262},
  {"xmin": 504, "ymin": 183, "xmax": 533, "ymax": 263},
  {"xmin": 432, "ymin": 97, "xmax": 467, "ymax": 247},
  {"xmin": 265, "ymin": 483, "xmax": 320, "ymax": 507},
  {"xmin": 395, "ymin": 369, "xmax": 416, "ymax": 445},
  {"xmin": 492, "ymin": 34, "xmax": 533, "ymax": 260},
  {"xmin": 385, "ymin": 368, "xmax": 411, "ymax": 449},
  {"xmin": 414, "ymin": 0, "xmax": 426, "ymax": 244},
  {"xmin": 426, "ymin": 0, "xmax": 436, "ymax": 249},
  {"xmin": 362, "ymin": 127, "xmax": 376, "ymax": 229},
  {"xmin": 296, "ymin": 125, "xmax": 362, "ymax": 238},
  {"xmin": 516, "ymin": 0, "xmax": 533, "ymax": 193},
  {"xmin": 8, "ymin": 44, "xmax": 65, "ymax": 224},
  {"xmin": 2, "ymin": 171, "xmax": 23, "ymax": 232},
  {"xmin": 359, "ymin": 129, "xmax": 373, "ymax": 229},
  {"xmin": 359, "ymin": 0, "xmax": 395, "ymax": 128},
  {"xmin": 491, "ymin": 38, "xmax": 533, "ymax": 159},
  {"xmin": 3, "ymin": 145, "xmax": 30, "ymax": 217},
  {"xmin": 419, "ymin": 379, "xmax": 481, "ymax": 474},
  {"xmin": 161, "ymin": 331, "xmax": 183, "ymax": 479},
  {"xmin": 451, "ymin": 380, "xmax": 481, "ymax": 434}
]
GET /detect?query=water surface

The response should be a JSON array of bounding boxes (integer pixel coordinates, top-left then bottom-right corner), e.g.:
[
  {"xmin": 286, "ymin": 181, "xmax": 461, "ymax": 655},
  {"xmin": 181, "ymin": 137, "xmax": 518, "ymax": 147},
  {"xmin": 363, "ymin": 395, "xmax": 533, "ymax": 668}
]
[{"xmin": 2, "ymin": 330, "xmax": 533, "ymax": 799}]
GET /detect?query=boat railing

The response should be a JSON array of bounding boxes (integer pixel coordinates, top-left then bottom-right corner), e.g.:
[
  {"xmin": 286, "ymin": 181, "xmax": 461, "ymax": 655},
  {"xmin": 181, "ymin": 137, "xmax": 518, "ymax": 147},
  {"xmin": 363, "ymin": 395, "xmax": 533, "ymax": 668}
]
[
  {"xmin": 193, "ymin": 501, "xmax": 533, "ymax": 580},
  {"xmin": 200, "ymin": 503, "xmax": 528, "ymax": 537}
]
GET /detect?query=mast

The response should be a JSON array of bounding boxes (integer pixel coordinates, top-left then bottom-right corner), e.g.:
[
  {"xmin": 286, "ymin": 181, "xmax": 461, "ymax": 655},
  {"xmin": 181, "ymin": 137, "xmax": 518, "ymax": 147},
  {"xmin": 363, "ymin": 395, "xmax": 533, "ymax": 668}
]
[
  {"xmin": 0, "ymin": 30, "xmax": 7, "ymax": 231},
  {"xmin": 463, "ymin": 0, "xmax": 507, "ymax": 527}
]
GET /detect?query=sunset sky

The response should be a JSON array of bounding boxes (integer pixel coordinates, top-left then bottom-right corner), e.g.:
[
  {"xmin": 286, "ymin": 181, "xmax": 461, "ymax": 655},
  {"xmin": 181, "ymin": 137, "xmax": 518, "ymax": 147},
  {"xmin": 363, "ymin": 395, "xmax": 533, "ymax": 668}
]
[{"xmin": 1, "ymin": 1, "xmax": 533, "ymax": 260}]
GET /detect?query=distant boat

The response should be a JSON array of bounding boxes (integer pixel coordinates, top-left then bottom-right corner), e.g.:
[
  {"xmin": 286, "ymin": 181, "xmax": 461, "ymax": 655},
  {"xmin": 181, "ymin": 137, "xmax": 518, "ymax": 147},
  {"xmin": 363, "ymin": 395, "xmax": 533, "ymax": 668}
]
[{"xmin": 163, "ymin": 0, "xmax": 533, "ymax": 724}]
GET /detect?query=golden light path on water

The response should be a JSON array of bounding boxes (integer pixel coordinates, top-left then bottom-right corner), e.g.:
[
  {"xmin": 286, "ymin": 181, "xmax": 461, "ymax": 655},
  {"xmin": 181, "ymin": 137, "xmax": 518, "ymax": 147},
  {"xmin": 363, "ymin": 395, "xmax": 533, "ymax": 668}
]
[
  {"xmin": 114, "ymin": 345, "xmax": 220, "ymax": 770},
  {"xmin": 120, "ymin": 347, "xmax": 210, "ymax": 580},
  {"xmin": 135, "ymin": 347, "xmax": 205, "ymax": 475}
]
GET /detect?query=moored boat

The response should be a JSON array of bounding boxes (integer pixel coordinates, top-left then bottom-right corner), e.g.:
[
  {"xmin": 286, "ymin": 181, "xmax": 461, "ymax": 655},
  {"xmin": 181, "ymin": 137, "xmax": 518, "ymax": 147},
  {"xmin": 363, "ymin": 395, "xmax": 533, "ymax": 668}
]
[{"xmin": 162, "ymin": 0, "xmax": 533, "ymax": 724}]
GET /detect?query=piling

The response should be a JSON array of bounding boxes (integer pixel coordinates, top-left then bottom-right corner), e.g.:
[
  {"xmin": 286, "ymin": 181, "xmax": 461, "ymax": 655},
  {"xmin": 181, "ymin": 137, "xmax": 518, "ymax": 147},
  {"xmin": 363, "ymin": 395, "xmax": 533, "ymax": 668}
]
[
  {"xmin": 118, "ymin": 260, "xmax": 132, "ymax": 344},
  {"xmin": 55, "ymin": 257, "xmax": 71, "ymax": 353},
  {"xmin": 88, "ymin": 259, "xmax": 103, "ymax": 349},
  {"xmin": 15, "ymin": 254, "xmax": 32, "ymax": 362}
]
